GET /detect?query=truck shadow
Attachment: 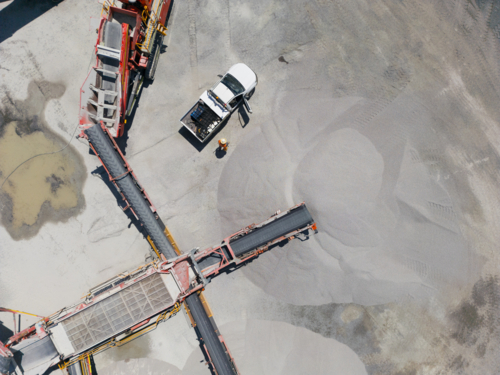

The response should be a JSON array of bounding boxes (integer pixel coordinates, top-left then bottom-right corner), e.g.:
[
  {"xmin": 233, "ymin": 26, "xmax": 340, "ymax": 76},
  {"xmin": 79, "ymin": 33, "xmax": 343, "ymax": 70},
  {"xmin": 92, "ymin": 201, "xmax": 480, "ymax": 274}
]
[{"xmin": 0, "ymin": 0, "xmax": 65, "ymax": 44}]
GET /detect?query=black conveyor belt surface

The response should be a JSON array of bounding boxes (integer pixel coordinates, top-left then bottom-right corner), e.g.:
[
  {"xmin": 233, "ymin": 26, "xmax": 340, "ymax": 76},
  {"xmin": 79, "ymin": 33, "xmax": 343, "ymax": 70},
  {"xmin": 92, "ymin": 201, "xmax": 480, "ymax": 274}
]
[
  {"xmin": 185, "ymin": 294, "xmax": 235, "ymax": 375},
  {"xmin": 85, "ymin": 124, "xmax": 177, "ymax": 259},
  {"xmin": 230, "ymin": 204, "xmax": 314, "ymax": 257}
]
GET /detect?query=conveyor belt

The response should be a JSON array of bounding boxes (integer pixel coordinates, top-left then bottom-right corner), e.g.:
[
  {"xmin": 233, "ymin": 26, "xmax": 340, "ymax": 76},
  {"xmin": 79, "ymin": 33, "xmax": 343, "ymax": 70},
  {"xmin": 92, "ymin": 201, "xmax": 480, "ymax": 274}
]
[
  {"xmin": 230, "ymin": 204, "xmax": 314, "ymax": 257},
  {"xmin": 185, "ymin": 294, "xmax": 236, "ymax": 375},
  {"xmin": 85, "ymin": 124, "xmax": 177, "ymax": 259}
]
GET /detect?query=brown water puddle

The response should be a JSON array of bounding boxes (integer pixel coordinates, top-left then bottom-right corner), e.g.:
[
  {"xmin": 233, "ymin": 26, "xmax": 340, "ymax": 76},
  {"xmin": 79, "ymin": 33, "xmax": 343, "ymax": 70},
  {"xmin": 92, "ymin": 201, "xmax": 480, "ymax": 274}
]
[{"xmin": 0, "ymin": 81, "xmax": 86, "ymax": 240}]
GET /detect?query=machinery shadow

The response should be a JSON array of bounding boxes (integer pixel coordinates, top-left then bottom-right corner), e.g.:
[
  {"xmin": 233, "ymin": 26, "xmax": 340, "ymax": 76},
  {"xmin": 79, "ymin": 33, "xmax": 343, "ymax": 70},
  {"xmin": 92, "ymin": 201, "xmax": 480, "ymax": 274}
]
[
  {"xmin": 115, "ymin": 0, "xmax": 175, "ymax": 154},
  {"xmin": 0, "ymin": 320, "xmax": 13, "ymax": 343},
  {"xmin": 116, "ymin": 75, "xmax": 149, "ymax": 155},
  {"xmin": 0, "ymin": 0, "xmax": 65, "ymax": 44}
]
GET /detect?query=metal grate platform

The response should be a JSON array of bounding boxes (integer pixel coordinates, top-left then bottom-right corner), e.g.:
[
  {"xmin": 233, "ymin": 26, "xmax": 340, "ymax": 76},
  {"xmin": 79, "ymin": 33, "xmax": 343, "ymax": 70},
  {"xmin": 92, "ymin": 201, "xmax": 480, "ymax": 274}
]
[{"xmin": 61, "ymin": 273, "xmax": 173, "ymax": 352}]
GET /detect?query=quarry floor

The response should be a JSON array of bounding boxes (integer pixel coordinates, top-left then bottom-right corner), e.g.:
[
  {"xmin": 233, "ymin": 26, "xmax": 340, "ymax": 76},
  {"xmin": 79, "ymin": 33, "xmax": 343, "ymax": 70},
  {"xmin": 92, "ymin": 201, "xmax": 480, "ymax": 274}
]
[{"xmin": 1, "ymin": 0, "xmax": 500, "ymax": 374}]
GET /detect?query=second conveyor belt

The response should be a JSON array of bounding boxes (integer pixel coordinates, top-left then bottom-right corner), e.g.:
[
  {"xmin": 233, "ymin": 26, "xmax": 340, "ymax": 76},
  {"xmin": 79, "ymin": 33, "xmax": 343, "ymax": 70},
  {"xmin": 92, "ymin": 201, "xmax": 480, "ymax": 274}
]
[{"xmin": 229, "ymin": 204, "xmax": 314, "ymax": 257}]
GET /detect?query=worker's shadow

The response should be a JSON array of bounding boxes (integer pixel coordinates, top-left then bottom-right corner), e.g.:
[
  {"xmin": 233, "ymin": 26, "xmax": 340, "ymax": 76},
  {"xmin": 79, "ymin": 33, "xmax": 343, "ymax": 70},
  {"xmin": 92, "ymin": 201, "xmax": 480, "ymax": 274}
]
[
  {"xmin": 90, "ymin": 165, "xmax": 144, "ymax": 235},
  {"xmin": 214, "ymin": 148, "xmax": 227, "ymax": 159}
]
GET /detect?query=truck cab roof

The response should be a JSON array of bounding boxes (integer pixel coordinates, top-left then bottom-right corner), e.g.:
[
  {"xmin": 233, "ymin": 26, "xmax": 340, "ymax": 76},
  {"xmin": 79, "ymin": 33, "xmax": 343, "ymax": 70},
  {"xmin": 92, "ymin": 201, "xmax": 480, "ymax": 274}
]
[
  {"xmin": 211, "ymin": 63, "xmax": 257, "ymax": 105},
  {"xmin": 226, "ymin": 63, "xmax": 257, "ymax": 91}
]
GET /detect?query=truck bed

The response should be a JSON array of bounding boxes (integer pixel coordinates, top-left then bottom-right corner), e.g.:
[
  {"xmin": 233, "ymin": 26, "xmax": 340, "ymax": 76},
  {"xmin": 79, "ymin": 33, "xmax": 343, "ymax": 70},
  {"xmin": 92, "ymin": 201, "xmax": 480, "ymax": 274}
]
[{"xmin": 180, "ymin": 100, "xmax": 222, "ymax": 142}]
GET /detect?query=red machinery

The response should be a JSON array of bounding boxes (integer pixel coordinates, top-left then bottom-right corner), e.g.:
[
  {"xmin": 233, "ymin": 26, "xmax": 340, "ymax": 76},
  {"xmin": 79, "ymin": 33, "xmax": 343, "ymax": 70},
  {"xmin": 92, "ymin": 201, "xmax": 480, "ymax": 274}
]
[
  {"xmin": 79, "ymin": 0, "xmax": 172, "ymax": 138},
  {"xmin": 0, "ymin": 2, "xmax": 318, "ymax": 373},
  {"xmin": 0, "ymin": 200, "xmax": 316, "ymax": 375},
  {"xmin": 0, "ymin": 124, "xmax": 317, "ymax": 375}
]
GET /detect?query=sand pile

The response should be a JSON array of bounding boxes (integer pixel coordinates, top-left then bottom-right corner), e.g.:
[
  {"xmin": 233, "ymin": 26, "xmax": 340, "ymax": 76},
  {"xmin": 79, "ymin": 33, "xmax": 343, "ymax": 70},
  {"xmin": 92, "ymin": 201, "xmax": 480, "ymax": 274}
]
[
  {"xmin": 218, "ymin": 90, "xmax": 475, "ymax": 306},
  {"xmin": 183, "ymin": 319, "xmax": 367, "ymax": 375}
]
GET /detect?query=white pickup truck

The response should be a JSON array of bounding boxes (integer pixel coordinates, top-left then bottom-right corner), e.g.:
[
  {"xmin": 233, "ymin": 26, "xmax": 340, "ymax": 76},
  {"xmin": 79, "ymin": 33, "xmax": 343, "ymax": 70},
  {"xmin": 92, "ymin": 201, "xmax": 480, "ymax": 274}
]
[{"xmin": 180, "ymin": 63, "xmax": 257, "ymax": 142}]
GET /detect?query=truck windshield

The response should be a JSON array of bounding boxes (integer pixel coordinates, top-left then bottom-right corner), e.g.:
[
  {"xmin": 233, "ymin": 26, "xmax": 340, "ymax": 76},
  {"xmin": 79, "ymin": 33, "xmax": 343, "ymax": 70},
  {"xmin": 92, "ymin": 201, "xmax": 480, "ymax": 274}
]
[{"xmin": 221, "ymin": 74, "xmax": 245, "ymax": 95}]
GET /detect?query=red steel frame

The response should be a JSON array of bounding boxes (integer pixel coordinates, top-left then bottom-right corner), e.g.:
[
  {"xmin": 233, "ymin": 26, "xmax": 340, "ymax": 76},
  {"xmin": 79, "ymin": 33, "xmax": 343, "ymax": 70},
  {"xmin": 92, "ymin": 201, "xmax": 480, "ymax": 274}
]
[
  {"xmin": 0, "ymin": 204, "xmax": 316, "ymax": 372},
  {"xmin": 79, "ymin": 1, "xmax": 172, "ymax": 138},
  {"xmin": 192, "ymin": 202, "xmax": 317, "ymax": 279}
]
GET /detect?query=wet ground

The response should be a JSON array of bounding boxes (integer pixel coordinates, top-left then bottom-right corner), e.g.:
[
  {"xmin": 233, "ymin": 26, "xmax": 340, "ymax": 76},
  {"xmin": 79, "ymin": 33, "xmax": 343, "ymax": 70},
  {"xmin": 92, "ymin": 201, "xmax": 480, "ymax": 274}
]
[{"xmin": 0, "ymin": 80, "xmax": 86, "ymax": 240}]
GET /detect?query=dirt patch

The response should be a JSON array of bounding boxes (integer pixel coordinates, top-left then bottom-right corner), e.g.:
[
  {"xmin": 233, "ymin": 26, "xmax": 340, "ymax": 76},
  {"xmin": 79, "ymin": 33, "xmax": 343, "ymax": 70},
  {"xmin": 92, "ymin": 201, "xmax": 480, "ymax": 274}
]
[
  {"xmin": 0, "ymin": 80, "xmax": 86, "ymax": 240},
  {"xmin": 450, "ymin": 276, "xmax": 500, "ymax": 349}
]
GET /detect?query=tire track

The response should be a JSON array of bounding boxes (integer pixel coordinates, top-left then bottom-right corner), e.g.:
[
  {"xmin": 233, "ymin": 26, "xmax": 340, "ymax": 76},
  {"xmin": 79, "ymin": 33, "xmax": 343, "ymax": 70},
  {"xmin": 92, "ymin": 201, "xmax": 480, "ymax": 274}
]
[
  {"xmin": 225, "ymin": 0, "xmax": 231, "ymax": 68},
  {"xmin": 187, "ymin": 0, "xmax": 198, "ymax": 86}
]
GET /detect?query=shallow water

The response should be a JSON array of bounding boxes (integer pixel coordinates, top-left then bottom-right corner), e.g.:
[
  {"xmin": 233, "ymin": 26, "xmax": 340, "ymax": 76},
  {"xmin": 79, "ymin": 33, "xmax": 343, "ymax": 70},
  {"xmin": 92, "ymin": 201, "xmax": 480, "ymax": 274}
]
[{"xmin": 0, "ymin": 122, "xmax": 79, "ymax": 228}]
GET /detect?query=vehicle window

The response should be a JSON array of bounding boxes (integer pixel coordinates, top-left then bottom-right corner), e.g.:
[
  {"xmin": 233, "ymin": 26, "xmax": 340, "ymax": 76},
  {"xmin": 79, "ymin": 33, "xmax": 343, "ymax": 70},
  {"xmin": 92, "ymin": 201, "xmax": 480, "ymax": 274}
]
[
  {"xmin": 229, "ymin": 94, "xmax": 242, "ymax": 108},
  {"xmin": 221, "ymin": 74, "xmax": 245, "ymax": 95}
]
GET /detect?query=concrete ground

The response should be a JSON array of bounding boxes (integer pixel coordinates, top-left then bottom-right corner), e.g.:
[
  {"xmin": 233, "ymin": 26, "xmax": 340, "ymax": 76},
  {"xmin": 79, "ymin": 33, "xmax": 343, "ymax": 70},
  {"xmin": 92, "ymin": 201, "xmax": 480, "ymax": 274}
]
[{"xmin": 1, "ymin": 0, "xmax": 500, "ymax": 374}]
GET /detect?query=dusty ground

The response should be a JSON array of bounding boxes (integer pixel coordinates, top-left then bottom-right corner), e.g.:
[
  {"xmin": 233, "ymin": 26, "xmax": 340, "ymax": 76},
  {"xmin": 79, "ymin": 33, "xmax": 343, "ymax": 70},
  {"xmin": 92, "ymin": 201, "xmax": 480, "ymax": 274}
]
[{"xmin": 1, "ymin": 0, "xmax": 500, "ymax": 374}]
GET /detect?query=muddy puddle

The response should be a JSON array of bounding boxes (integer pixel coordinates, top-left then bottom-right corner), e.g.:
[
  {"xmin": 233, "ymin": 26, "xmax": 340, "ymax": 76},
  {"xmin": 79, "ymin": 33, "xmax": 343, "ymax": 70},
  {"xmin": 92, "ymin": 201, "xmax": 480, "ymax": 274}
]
[{"xmin": 0, "ymin": 81, "xmax": 86, "ymax": 240}]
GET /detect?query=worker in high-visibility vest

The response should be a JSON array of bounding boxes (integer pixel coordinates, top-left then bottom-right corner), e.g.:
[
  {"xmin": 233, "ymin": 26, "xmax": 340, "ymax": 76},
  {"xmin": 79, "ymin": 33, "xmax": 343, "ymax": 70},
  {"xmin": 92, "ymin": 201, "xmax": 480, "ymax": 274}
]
[{"xmin": 218, "ymin": 138, "xmax": 228, "ymax": 152}]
